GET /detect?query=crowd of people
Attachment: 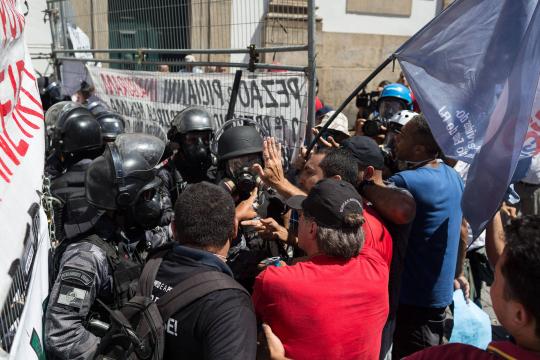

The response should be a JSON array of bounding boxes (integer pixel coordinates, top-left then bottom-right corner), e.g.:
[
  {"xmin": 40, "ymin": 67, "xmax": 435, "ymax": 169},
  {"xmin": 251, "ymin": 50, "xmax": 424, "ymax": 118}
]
[{"xmin": 39, "ymin": 76, "xmax": 540, "ymax": 360}]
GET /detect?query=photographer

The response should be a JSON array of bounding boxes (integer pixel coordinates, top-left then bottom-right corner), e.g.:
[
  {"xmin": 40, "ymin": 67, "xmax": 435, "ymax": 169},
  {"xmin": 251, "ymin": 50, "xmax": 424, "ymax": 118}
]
[
  {"xmin": 356, "ymin": 80, "xmax": 391, "ymax": 120},
  {"xmin": 355, "ymin": 83, "xmax": 413, "ymax": 144}
]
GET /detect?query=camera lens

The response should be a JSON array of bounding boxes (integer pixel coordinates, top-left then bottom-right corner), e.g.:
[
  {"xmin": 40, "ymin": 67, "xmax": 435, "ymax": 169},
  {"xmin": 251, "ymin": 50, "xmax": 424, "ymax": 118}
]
[{"xmin": 362, "ymin": 120, "xmax": 381, "ymax": 137}]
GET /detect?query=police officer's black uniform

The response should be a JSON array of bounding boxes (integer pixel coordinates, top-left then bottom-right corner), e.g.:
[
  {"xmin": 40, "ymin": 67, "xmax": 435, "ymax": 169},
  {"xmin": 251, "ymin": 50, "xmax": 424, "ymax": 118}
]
[
  {"xmin": 216, "ymin": 124, "xmax": 289, "ymax": 292},
  {"xmin": 159, "ymin": 107, "xmax": 216, "ymax": 207},
  {"xmin": 45, "ymin": 104, "xmax": 104, "ymax": 241},
  {"xmin": 45, "ymin": 134, "xmax": 167, "ymax": 360}
]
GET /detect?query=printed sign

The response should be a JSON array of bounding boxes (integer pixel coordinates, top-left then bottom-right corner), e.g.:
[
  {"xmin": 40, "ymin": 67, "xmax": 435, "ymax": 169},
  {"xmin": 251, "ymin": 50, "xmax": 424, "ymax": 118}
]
[{"xmin": 87, "ymin": 66, "xmax": 308, "ymax": 162}]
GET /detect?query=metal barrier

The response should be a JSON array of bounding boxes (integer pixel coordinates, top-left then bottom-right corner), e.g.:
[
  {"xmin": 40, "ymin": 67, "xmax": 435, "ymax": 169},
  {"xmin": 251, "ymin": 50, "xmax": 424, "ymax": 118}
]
[{"xmin": 45, "ymin": 0, "xmax": 317, "ymax": 140}]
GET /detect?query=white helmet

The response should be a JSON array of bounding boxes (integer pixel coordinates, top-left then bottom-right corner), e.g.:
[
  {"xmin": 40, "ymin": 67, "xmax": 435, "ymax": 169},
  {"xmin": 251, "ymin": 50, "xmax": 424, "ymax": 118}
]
[
  {"xmin": 388, "ymin": 110, "xmax": 419, "ymax": 130},
  {"xmin": 382, "ymin": 110, "xmax": 419, "ymax": 156}
]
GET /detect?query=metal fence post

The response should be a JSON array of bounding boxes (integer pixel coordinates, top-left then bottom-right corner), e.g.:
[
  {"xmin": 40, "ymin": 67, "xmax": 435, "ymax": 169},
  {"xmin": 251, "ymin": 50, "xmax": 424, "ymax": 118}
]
[{"xmin": 306, "ymin": 0, "xmax": 316, "ymax": 144}]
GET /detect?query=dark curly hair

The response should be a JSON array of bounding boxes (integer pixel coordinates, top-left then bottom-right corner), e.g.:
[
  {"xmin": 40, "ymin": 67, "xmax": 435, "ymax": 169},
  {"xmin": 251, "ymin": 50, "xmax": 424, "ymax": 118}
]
[
  {"xmin": 502, "ymin": 215, "xmax": 540, "ymax": 338},
  {"xmin": 174, "ymin": 182, "xmax": 236, "ymax": 249}
]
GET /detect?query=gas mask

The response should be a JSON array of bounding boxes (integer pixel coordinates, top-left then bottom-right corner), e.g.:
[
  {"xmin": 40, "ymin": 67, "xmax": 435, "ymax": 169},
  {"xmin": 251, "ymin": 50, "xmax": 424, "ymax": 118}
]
[
  {"xmin": 124, "ymin": 187, "xmax": 162, "ymax": 231},
  {"xmin": 225, "ymin": 154, "xmax": 262, "ymax": 199},
  {"xmin": 175, "ymin": 132, "xmax": 213, "ymax": 173}
]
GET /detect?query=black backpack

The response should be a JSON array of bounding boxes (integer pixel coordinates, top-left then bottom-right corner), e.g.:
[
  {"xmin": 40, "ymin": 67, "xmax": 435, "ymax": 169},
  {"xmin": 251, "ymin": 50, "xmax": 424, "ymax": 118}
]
[{"xmin": 95, "ymin": 251, "xmax": 249, "ymax": 360}]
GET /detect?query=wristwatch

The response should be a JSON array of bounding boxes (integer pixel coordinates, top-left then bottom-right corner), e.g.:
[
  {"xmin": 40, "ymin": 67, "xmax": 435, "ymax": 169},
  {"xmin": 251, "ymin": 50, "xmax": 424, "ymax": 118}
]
[{"xmin": 357, "ymin": 179, "xmax": 375, "ymax": 194}]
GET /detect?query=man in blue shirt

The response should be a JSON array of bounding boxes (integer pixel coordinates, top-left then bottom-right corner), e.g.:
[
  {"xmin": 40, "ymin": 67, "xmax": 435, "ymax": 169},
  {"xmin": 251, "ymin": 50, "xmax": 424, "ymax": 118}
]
[{"xmin": 389, "ymin": 114, "xmax": 464, "ymax": 359}]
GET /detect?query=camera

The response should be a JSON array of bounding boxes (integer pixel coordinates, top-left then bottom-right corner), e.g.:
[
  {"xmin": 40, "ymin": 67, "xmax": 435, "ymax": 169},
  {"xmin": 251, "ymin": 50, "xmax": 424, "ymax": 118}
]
[
  {"xmin": 356, "ymin": 90, "xmax": 380, "ymax": 115},
  {"xmin": 362, "ymin": 117, "xmax": 388, "ymax": 137}
]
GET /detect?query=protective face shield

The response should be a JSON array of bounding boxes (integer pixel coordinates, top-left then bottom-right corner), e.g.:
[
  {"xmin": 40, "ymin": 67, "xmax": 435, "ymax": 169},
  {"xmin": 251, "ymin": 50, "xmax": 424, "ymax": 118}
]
[
  {"xmin": 378, "ymin": 98, "xmax": 407, "ymax": 121},
  {"xmin": 225, "ymin": 153, "xmax": 262, "ymax": 196},
  {"xmin": 86, "ymin": 133, "xmax": 165, "ymax": 211}
]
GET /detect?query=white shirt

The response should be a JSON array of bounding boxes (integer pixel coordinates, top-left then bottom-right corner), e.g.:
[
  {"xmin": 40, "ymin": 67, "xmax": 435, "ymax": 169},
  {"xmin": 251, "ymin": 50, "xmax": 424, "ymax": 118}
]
[{"xmin": 521, "ymin": 153, "xmax": 540, "ymax": 185}]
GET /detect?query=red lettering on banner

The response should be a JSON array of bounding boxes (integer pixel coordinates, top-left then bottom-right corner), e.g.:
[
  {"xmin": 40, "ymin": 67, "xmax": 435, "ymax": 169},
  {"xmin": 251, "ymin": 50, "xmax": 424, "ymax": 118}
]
[
  {"xmin": 101, "ymin": 74, "xmax": 114, "ymax": 96},
  {"xmin": 98, "ymin": 73, "xmax": 149, "ymax": 99},
  {"xmin": 0, "ymin": 57, "xmax": 43, "ymax": 184},
  {"xmin": 0, "ymin": 0, "xmax": 23, "ymax": 39}
]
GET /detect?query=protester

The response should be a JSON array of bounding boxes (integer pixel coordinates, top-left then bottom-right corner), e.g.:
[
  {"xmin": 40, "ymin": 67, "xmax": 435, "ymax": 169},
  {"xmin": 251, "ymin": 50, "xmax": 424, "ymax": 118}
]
[
  {"xmin": 356, "ymin": 80, "xmax": 391, "ymax": 120},
  {"xmin": 184, "ymin": 54, "xmax": 204, "ymax": 73},
  {"xmin": 341, "ymin": 136, "xmax": 415, "ymax": 359},
  {"xmin": 356, "ymin": 83, "xmax": 413, "ymax": 143},
  {"xmin": 253, "ymin": 178, "xmax": 392, "ymax": 360},
  {"xmin": 406, "ymin": 215, "xmax": 540, "ymax": 359},
  {"xmin": 151, "ymin": 182, "xmax": 257, "ymax": 359},
  {"xmin": 389, "ymin": 114, "xmax": 464, "ymax": 358},
  {"xmin": 249, "ymin": 138, "xmax": 413, "ymax": 254},
  {"xmin": 313, "ymin": 110, "xmax": 351, "ymax": 145},
  {"xmin": 73, "ymin": 80, "xmax": 102, "ymax": 106}
]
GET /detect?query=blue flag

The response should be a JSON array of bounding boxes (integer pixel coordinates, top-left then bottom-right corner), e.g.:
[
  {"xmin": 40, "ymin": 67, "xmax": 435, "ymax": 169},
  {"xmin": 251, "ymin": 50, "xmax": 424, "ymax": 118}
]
[{"xmin": 395, "ymin": 0, "xmax": 540, "ymax": 237}]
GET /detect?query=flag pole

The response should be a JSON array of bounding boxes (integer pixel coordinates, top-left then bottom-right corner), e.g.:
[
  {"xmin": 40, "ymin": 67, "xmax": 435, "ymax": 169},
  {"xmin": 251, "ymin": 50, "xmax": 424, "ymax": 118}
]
[{"xmin": 306, "ymin": 54, "xmax": 396, "ymax": 158}]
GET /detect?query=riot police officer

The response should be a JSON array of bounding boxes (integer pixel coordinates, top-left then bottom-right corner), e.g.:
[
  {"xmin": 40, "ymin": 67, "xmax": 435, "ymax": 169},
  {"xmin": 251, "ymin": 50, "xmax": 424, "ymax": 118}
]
[
  {"xmin": 216, "ymin": 124, "xmax": 288, "ymax": 292},
  {"xmin": 159, "ymin": 106, "xmax": 215, "ymax": 206},
  {"xmin": 45, "ymin": 103, "xmax": 103, "ymax": 178},
  {"xmin": 37, "ymin": 77, "xmax": 71, "ymax": 111},
  {"xmin": 90, "ymin": 107, "xmax": 126, "ymax": 143},
  {"xmin": 45, "ymin": 133, "xmax": 167, "ymax": 360},
  {"xmin": 46, "ymin": 103, "xmax": 104, "ymax": 242}
]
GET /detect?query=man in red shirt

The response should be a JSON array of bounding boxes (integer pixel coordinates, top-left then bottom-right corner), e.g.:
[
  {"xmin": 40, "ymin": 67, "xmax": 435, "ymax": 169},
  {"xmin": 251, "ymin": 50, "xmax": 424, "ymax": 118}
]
[
  {"xmin": 253, "ymin": 178, "xmax": 392, "ymax": 360},
  {"xmin": 406, "ymin": 215, "xmax": 540, "ymax": 360}
]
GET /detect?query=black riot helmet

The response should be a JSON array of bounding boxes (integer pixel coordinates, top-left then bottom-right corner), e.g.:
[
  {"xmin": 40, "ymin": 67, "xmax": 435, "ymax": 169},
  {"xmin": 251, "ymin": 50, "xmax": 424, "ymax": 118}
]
[
  {"xmin": 167, "ymin": 107, "xmax": 214, "ymax": 142},
  {"xmin": 44, "ymin": 101, "xmax": 76, "ymax": 154},
  {"xmin": 86, "ymin": 133, "xmax": 165, "ymax": 211},
  {"xmin": 53, "ymin": 105, "xmax": 103, "ymax": 155},
  {"xmin": 217, "ymin": 125, "xmax": 264, "ymax": 161},
  {"xmin": 216, "ymin": 123, "xmax": 264, "ymax": 197},
  {"xmin": 94, "ymin": 110, "xmax": 126, "ymax": 142},
  {"xmin": 168, "ymin": 107, "xmax": 214, "ymax": 173},
  {"xmin": 38, "ymin": 77, "xmax": 71, "ymax": 111}
]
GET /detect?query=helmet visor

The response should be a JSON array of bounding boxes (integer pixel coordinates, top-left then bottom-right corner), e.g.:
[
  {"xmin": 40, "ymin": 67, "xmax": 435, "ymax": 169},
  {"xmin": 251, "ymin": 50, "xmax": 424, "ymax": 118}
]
[
  {"xmin": 379, "ymin": 99, "xmax": 406, "ymax": 121},
  {"xmin": 115, "ymin": 133, "xmax": 165, "ymax": 175}
]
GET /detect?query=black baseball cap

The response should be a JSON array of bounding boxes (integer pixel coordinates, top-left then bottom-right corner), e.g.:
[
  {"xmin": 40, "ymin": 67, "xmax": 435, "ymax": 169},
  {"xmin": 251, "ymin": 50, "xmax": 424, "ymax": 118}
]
[
  {"xmin": 286, "ymin": 178, "xmax": 363, "ymax": 228},
  {"xmin": 341, "ymin": 136, "xmax": 384, "ymax": 170}
]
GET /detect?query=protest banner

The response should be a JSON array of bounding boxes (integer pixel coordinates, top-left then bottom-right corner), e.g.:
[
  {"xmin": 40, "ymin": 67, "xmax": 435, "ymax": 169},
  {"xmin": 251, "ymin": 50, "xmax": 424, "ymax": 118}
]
[
  {"xmin": 0, "ymin": 0, "xmax": 48, "ymax": 357},
  {"xmin": 86, "ymin": 66, "xmax": 308, "ymax": 164}
]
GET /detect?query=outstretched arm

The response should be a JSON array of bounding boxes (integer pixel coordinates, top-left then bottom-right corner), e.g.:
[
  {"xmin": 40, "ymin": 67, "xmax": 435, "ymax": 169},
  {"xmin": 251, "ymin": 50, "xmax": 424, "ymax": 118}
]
[
  {"xmin": 254, "ymin": 137, "xmax": 306, "ymax": 199},
  {"xmin": 486, "ymin": 210, "xmax": 505, "ymax": 267}
]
